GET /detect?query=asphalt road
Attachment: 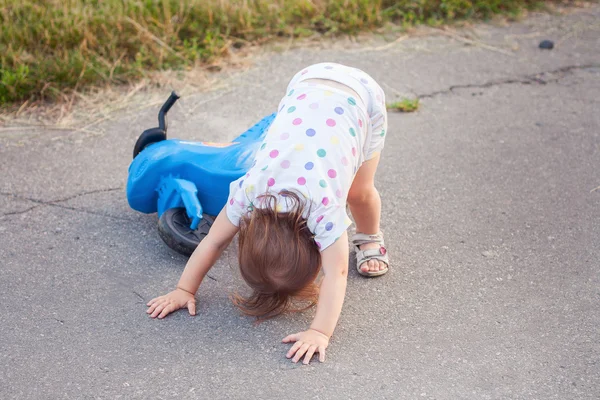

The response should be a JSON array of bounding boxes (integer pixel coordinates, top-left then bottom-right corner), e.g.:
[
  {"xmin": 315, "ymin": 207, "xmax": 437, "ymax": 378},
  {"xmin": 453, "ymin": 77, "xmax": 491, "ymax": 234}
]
[{"xmin": 1, "ymin": 6, "xmax": 599, "ymax": 400}]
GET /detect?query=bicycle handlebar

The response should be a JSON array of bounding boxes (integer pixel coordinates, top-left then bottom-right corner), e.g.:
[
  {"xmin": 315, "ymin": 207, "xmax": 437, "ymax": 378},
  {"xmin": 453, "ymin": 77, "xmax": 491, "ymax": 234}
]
[{"xmin": 158, "ymin": 91, "xmax": 180, "ymax": 133}]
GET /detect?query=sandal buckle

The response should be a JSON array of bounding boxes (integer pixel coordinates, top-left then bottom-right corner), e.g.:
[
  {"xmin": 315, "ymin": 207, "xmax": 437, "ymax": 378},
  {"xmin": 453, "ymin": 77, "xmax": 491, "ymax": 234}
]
[{"xmin": 380, "ymin": 246, "xmax": 387, "ymax": 255}]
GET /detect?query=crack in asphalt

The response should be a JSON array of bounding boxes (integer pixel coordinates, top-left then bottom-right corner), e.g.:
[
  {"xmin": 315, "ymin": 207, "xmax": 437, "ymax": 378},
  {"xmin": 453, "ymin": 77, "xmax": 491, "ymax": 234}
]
[
  {"xmin": 1, "ymin": 186, "xmax": 123, "ymax": 205},
  {"xmin": 2, "ymin": 205, "xmax": 42, "ymax": 216},
  {"xmin": 417, "ymin": 64, "xmax": 600, "ymax": 99},
  {"xmin": 0, "ymin": 187, "xmax": 130, "ymax": 220},
  {"xmin": 132, "ymin": 290, "xmax": 146, "ymax": 303},
  {"xmin": 3, "ymin": 65, "xmax": 598, "ymax": 219},
  {"xmin": 48, "ymin": 202, "xmax": 138, "ymax": 222}
]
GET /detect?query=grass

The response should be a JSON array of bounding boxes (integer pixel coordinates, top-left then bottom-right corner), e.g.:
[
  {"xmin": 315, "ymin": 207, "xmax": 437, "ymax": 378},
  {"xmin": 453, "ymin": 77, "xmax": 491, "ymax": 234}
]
[
  {"xmin": 0, "ymin": 0, "xmax": 560, "ymax": 106},
  {"xmin": 387, "ymin": 98, "xmax": 421, "ymax": 112}
]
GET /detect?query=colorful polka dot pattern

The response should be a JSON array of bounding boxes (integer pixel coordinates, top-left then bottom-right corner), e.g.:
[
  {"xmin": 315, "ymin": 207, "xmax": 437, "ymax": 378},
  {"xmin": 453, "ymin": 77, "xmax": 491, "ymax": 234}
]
[{"xmin": 227, "ymin": 62, "xmax": 389, "ymax": 251}]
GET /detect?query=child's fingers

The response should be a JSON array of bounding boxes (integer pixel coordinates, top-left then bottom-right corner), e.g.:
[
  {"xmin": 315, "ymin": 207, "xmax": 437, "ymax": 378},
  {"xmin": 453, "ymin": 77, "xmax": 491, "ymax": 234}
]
[
  {"xmin": 282, "ymin": 333, "xmax": 299, "ymax": 343},
  {"xmin": 150, "ymin": 302, "xmax": 168, "ymax": 318},
  {"xmin": 286, "ymin": 341, "xmax": 304, "ymax": 358},
  {"xmin": 303, "ymin": 345, "xmax": 318, "ymax": 365},
  {"xmin": 146, "ymin": 296, "xmax": 162, "ymax": 307},
  {"xmin": 158, "ymin": 304, "xmax": 175, "ymax": 319},
  {"xmin": 146, "ymin": 299, "xmax": 164, "ymax": 315},
  {"xmin": 292, "ymin": 343, "xmax": 311, "ymax": 363},
  {"xmin": 318, "ymin": 346, "xmax": 326, "ymax": 362},
  {"xmin": 187, "ymin": 300, "xmax": 196, "ymax": 316}
]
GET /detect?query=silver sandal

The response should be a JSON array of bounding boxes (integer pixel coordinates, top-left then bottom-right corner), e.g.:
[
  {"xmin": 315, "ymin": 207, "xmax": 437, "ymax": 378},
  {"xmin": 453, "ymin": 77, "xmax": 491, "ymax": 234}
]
[{"xmin": 351, "ymin": 232, "xmax": 389, "ymax": 277}]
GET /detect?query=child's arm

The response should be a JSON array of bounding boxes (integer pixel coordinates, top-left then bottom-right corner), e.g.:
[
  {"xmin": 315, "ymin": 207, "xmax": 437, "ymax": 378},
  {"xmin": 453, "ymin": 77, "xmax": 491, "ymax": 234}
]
[
  {"xmin": 146, "ymin": 207, "xmax": 239, "ymax": 319},
  {"xmin": 282, "ymin": 231, "xmax": 349, "ymax": 364}
]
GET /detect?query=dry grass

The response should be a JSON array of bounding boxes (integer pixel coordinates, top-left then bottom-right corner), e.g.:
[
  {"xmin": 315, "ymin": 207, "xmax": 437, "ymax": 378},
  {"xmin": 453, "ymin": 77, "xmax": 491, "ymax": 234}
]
[
  {"xmin": 0, "ymin": 58, "xmax": 251, "ymax": 139},
  {"xmin": 1, "ymin": 0, "xmax": 558, "ymax": 106}
]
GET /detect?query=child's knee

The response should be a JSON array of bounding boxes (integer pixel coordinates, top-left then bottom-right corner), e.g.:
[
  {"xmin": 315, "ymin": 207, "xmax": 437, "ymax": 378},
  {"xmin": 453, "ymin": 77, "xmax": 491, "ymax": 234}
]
[{"xmin": 347, "ymin": 185, "xmax": 379, "ymax": 207}]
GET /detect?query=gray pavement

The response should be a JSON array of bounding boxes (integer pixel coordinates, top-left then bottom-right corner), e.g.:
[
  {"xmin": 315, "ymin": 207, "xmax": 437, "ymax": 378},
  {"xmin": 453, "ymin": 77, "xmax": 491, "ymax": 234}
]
[{"xmin": 1, "ymin": 6, "xmax": 599, "ymax": 400}]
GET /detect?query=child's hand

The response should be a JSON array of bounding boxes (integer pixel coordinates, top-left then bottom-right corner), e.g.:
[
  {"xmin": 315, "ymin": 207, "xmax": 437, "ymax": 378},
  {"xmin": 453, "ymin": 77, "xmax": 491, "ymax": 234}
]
[
  {"xmin": 282, "ymin": 329, "xmax": 329, "ymax": 364},
  {"xmin": 146, "ymin": 288, "xmax": 196, "ymax": 319}
]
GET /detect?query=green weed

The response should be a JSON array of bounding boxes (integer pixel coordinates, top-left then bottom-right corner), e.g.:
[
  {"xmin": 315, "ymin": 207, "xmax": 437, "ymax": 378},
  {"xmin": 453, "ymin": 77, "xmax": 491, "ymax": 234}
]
[{"xmin": 387, "ymin": 98, "xmax": 421, "ymax": 112}]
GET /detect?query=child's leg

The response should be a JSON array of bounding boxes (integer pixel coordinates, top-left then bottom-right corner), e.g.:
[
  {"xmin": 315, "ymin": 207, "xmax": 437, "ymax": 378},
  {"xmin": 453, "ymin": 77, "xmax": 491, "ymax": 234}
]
[{"xmin": 347, "ymin": 153, "xmax": 386, "ymax": 273}]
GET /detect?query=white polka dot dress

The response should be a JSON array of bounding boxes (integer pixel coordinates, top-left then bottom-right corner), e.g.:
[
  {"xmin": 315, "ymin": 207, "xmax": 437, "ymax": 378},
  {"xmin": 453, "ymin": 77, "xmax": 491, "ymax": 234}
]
[{"xmin": 227, "ymin": 63, "xmax": 388, "ymax": 251}]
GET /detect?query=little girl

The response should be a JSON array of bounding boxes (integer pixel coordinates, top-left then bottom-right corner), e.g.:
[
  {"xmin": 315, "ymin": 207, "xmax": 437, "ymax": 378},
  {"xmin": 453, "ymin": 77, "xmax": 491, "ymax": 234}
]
[{"xmin": 146, "ymin": 63, "xmax": 390, "ymax": 364}]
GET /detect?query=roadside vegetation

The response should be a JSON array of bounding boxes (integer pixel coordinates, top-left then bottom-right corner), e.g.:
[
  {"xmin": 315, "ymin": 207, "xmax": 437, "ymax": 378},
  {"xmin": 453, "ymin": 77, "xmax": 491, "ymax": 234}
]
[
  {"xmin": 1, "ymin": 0, "xmax": 562, "ymax": 105},
  {"xmin": 387, "ymin": 98, "xmax": 420, "ymax": 112}
]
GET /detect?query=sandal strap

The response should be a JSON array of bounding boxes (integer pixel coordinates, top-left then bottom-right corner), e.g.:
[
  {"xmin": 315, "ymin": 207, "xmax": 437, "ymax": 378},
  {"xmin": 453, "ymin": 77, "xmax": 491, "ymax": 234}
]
[
  {"xmin": 351, "ymin": 231, "xmax": 384, "ymax": 246},
  {"xmin": 355, "ymin": 247, "xmax": 389, "ymax": 268}
]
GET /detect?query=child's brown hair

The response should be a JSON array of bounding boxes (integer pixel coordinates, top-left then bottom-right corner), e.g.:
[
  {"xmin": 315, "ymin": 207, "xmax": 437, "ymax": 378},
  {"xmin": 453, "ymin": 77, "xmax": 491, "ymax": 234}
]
[{"xmin": 232, "ymin": 190, "xmax": 321, "ymax": 320}]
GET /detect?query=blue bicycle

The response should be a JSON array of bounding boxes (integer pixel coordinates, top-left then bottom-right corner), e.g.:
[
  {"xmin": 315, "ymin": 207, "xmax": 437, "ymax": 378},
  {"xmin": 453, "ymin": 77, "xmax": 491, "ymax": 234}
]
[{"xmin": 127, "ymin": 92, "xmax": 275, "ymax": 255}]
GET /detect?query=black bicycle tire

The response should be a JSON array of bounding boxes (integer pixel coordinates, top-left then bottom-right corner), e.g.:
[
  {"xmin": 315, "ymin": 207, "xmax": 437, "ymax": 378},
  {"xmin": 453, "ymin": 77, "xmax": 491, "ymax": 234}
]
[{"xmin": 157, "ymin": 208, "xmax": 215, "ymax": 256}]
